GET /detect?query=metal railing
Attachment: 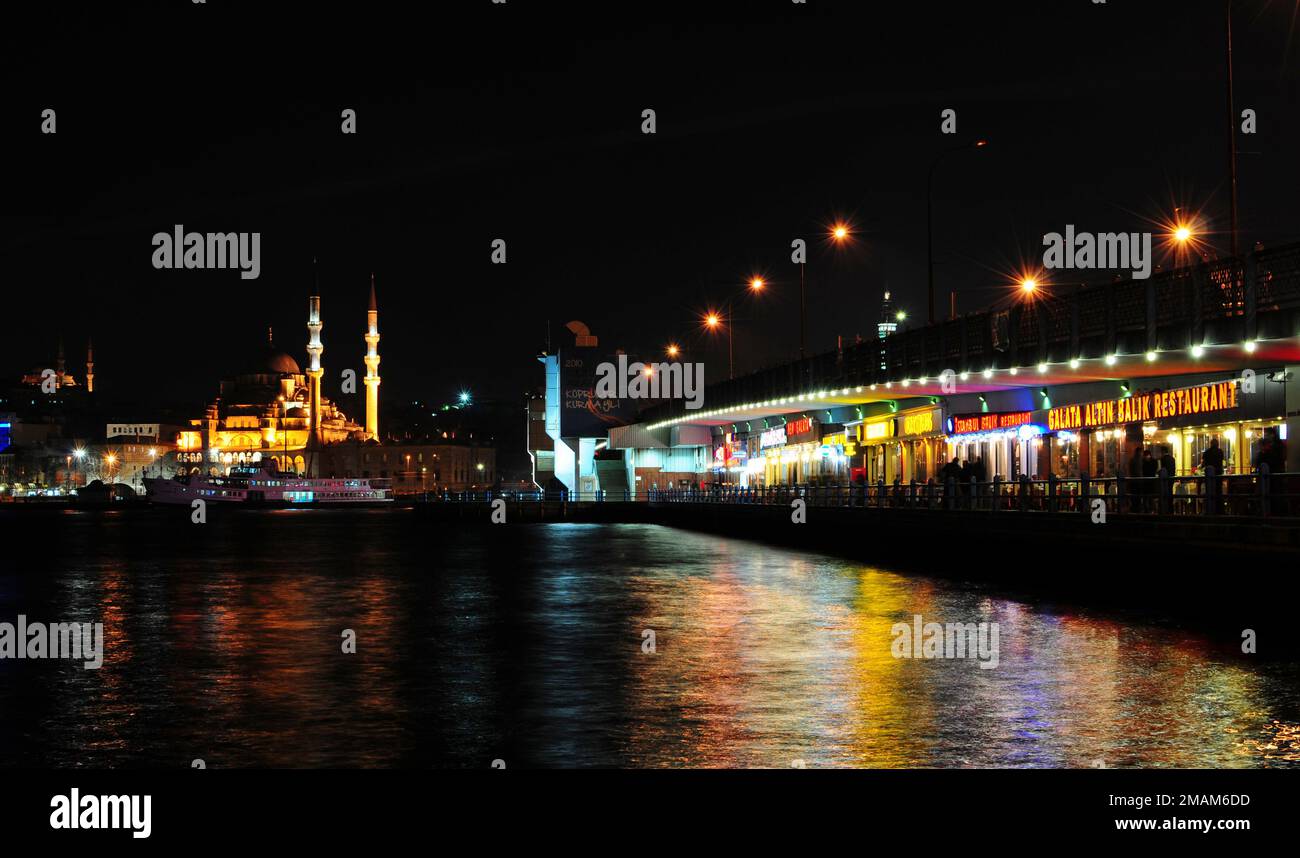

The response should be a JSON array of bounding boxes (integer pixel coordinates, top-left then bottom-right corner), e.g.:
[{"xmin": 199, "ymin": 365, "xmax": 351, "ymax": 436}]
[
  {"xmin": 647, "ymin": 465, "xmax": 1300, "ymax": 518},
  {"xmin": 419, "ymin": 465, "xmax": 1300, "ymax": 518}
]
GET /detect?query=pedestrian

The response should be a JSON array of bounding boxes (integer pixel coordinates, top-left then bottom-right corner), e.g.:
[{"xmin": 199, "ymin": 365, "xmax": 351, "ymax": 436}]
[
  {"xmin": 1127, "ymin": 445, "xmax": 1144, "ymax": 513},
  {"xmin": 1201, "ymin": 438, "xmax": 1225, "ymax": 474},
  {"xmin": 1158, "ymin": 444, "xmax": 1176, "ymax": 513},
  {"xmin": 1256, "ymin": 427, "xmax": 1288, "ymax": 515},
  {"xmin": 1201, "ymin": 437, "xmax": 1226, "ymax": 514},
  {"xmin": 1141, "ymin": 448, "xmax": 1157, "ymax": 513}
]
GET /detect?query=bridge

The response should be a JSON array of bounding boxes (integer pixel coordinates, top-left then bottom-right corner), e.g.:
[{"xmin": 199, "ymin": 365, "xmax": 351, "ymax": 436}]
[{"xmin": 636, "ymin": 243, "xmax": 1300, "ymax": 430}]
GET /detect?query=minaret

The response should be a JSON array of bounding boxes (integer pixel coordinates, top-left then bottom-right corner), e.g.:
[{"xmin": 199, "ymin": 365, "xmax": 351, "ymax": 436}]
[
  {"xmin": 85, "ymin": 337, "xmax": 94, "ymax": 393},
  {"xmin": 363, "ymin": 274, "xmax": 381, "ymax": 441},
  {"xmin": 306, "ymin": 282, "xmax": 325, "ymax": 453}
]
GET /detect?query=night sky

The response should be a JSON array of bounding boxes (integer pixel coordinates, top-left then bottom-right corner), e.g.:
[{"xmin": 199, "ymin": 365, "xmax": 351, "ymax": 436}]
[{"xmin": 4, "ymin": 1, "xmax": 1299, "ymax": 412}]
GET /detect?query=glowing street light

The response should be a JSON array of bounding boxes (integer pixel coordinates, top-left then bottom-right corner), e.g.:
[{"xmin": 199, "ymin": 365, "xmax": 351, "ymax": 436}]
[
  {"xmin": 666, "ymin": 343, "xmax": 680, "ymax": 358},
  {"xmin": 1020, "ymin": 278, "xmax": 1037, "ymax": 294},
  {"xmin": 831, "ymin": 224, "xmax": 849, "ymax": 242},
  {"xmin": 704, "ymin": 311, "xmax": 734, "ymax": 379},
  {"xmin": 749, "ymin": 277, "xmax": 765, "ymax": 291}
]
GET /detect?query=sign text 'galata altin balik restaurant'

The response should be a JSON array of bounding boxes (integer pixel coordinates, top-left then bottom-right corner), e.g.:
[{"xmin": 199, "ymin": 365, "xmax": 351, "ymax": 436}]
[{"xmin": 1046, "ymin": 379, "xmax": 1240, "ymax": 432}]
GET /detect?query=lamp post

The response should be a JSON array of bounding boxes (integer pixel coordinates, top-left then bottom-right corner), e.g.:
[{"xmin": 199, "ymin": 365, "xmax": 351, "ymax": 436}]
[
  {"xmin": 1225, "ymin": 0, "xmax": 1239, "ymax": 261},
  {"xmin": 927, "ymin": 139, "xmax": 988, "ymax": 324}
]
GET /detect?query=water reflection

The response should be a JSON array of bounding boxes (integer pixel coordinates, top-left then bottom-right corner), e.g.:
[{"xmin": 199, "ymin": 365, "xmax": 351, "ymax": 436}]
[{"xmin": 0, "ymin": 514, "xmax": 1296, "ymax": 768}]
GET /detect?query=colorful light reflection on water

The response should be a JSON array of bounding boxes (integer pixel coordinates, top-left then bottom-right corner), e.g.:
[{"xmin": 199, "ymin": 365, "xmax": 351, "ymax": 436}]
[{"xmin": 0, "ymin": 514, "xmax": 1296, "ymax": 768}]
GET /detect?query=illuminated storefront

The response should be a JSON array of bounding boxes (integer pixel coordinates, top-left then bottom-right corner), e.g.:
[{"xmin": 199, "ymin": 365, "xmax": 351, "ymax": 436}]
[
  {"xmin": 711, "ymin": 432, "xmax": 748, "ymax": 486},
  {"xmin": 856, "ymin": 414, "xmax": 897, "ymax": 484},
  {"xmin": 855, "ymin": 405, "xmax": 946, "ymax": 484},
  {"xmin": 818, "ymin": 430, "xmax": 855, "ymax": 483},
  {"xmin": 945, "ymin": 410, "xmax": 1045, "ymax": 479},
  {"xmin": 761, "ymin": 416, "xmax": 834, "ymax": 485},
  {"xmin": 1041, "ymin": 379, "xmax": 1280, "ymax": 477}
]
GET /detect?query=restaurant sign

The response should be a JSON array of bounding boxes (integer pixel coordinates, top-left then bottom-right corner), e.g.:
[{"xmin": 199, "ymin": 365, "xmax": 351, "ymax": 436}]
[
  {"xmin": 860, "ymin": 420, "xmax": 894, "ymax": 441},
  {"xmin": 897, "ymin": 407, "xmax": 943, "ymax": 438},
  {"xmin": 949, "ymin": 411, "xmax": 1034, "ymax": 436},
  {"xmin": 1047, "ymin": 380, "xmax": 1239, "ymax": 432},
  {"xmin": 760, "ymin": 426, "xmax": 787, "ymax": 448},
  {"xmin": 784, "ymin": 416, "xmax": 817, "ymax": 444}
]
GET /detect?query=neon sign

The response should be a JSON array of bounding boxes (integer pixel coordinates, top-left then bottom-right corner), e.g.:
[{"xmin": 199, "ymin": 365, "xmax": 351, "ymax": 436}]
[
  {"xmin": 950, "ymin": 411, "xmax": 1033, "ymax": 436},
  {"xmin": 1048, "ymin": 380, "xmax": 1238, "ymax": 431}
]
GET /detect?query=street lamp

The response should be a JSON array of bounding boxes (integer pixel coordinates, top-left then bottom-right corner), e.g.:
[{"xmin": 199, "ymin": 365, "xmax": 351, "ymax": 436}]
[
  {"xmin": 704, "ymin": 311, "xmax": 732, "ymax": 379},
  {"xmin": 666, "ymin": 343, "xmax": 680, "ymax": 358},
  {"xmin": 928, "ymin": 139, "xmax": 988, "ymax": 324}
]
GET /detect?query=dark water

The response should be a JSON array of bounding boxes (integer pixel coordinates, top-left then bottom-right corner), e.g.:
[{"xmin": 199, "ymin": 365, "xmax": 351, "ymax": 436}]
[{"xmin": 1, "ymin": 508, "xmax": 1298, "ymax": 768}]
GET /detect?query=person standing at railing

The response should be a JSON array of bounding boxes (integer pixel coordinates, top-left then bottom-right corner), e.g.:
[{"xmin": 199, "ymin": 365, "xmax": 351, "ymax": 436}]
[
  {"xmin": 1201, "ymin": 437, "xmax": 1226, "ymax": 474},
  {"xmin": 1158, "ymin": 444, "xmax": 1176, "ymax": 513},
  {"xmin": 1201, "ymin": 438, "xmax": 1225, "ymax": 514},
  {"xmin": 1127, "ymin": 446, "xmax": 1144, "ymax": 513},
  {"xmin": 1256, "ymin": 427, "xmax": 1287, "ymax": 515},
  {"xmin": 1141, "ymin": 449, "xmax": 1157, "ymax": 513}
]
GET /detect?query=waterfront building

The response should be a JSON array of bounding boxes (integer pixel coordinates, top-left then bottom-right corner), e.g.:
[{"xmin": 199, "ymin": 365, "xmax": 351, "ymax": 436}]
[{"xmin": 320, "ymin": 438, "xmax": 495, "ymax": 492}]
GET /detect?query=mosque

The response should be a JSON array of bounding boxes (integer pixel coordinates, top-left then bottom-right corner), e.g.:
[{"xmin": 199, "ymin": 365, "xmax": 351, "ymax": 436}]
[{"xmin": 176, "ymin": 278, "xmax": 382, "ymax": 476}]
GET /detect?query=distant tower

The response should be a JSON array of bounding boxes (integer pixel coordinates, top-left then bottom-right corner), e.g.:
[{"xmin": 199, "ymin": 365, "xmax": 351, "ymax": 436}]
[
  {"xmin": 363, "ymin": 274, "xmax": 381, "ymax": 441},
  {"xmin": 85, "ymin": 337, "xmax": 94, "ymax": 393},
  {"xmin": 876, "ymin": 290, "xmax": 897, "ymax": 370},
  {"xmin": 307, "ymin": 288, "xmax": 324, "ymax": 451},
  {"xmin": 56, "ymin": 337, "xmax": 66, "ymax": 387}
]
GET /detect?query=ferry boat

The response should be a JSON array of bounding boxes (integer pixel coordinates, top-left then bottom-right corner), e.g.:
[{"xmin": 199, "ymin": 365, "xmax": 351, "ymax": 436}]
[{"xmin": 145, "ymin": 465, "xmax": 393, "ymax": 506}]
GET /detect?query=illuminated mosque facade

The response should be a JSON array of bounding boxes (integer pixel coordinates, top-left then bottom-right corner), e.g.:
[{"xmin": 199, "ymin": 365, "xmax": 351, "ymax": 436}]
[{"xmin": 177, "ymin": 280, "xmax": 381, "ymax": 476}]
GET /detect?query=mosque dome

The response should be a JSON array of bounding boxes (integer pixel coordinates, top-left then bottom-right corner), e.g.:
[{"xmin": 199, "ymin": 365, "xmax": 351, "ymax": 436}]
[{"xmin": 247, "ymin": 345, "xmax": 301, "ymax": 375}]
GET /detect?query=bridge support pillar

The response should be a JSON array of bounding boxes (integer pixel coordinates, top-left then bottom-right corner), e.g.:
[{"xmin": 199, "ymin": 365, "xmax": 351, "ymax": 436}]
[{"xmin": 1285, "ymin": 366, "xmax": 1300, "ymax": 473}]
